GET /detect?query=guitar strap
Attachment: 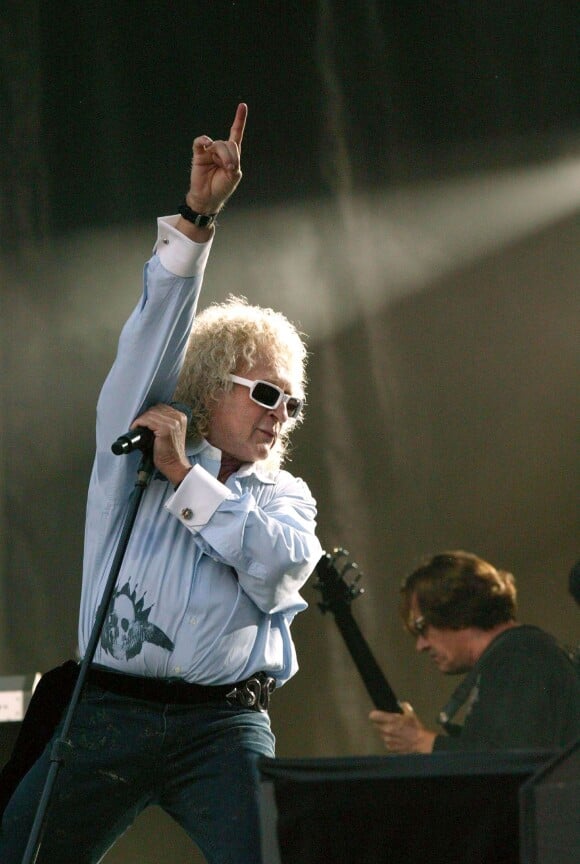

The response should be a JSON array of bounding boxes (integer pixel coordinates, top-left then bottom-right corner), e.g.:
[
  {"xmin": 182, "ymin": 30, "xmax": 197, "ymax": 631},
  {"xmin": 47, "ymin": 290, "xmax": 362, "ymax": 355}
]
[
  {"xmin": 437, "ymin": 627, "xmax": 516, "ymax": 735},
  {"xmin": 438, "ymin": 667, "xmax": 481, "ymax": 736}
]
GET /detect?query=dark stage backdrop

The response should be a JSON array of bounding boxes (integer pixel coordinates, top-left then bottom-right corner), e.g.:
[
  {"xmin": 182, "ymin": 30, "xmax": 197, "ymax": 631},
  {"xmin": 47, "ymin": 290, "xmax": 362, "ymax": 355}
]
[{"xmin": 1, "ymin": 3, "xmax": 579, "ymax": 862}]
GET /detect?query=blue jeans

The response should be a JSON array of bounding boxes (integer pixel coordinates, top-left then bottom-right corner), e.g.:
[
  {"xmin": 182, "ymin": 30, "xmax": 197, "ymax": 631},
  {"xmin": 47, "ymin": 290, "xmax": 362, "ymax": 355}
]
[{"xmin": 0, "ymin": 683, "xmax": 275, "ymax": 864}]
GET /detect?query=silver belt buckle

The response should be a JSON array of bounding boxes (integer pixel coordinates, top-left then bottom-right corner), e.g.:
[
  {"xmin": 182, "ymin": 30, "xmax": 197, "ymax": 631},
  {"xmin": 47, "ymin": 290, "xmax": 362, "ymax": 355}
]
[{"xmin": 226, "ymin": 674, "xmax": 276, "ymax": 712}]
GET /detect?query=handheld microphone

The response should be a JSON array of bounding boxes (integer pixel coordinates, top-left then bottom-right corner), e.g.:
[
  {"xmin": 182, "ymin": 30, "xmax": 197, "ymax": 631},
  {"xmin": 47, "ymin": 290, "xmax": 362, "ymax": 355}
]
[{"xmin": 111, "ymin": 402, "xmax": 192, "ymax": 456}]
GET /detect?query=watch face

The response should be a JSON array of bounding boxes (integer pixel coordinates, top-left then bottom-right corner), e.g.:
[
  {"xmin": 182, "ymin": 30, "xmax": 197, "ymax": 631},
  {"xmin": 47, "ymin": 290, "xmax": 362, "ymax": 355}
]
[{"xmin": 196, "ymin": 214, "xmax": 215, "ymax": 227}]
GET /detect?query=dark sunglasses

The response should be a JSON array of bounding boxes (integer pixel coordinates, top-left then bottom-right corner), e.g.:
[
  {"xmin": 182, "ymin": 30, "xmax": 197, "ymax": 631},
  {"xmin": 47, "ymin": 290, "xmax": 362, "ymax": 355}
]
[
  {"xmin": 409, "ymin": 614, "xmax": 428, "ymax": 636},
  {"xmin": 229, "ymin": 374, "xmax": 303, "ymax": 419}
]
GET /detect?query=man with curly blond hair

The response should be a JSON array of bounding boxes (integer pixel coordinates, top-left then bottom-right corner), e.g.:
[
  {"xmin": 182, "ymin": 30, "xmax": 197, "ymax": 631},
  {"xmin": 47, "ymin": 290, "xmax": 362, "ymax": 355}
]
[
  {"xmin": 0, "ymin": 104, "xmax": 322, "ymax": 864},
  {"xmin": 173, "ymin": 293, "xmax": 307, "ymax": 475}
]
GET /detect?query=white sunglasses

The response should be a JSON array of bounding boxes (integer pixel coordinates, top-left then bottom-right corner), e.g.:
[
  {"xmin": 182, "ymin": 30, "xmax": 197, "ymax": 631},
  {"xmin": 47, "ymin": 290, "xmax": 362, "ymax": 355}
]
[{"xmin": 228, "ymin": 374, "xmax": 304, "ymax": 419}]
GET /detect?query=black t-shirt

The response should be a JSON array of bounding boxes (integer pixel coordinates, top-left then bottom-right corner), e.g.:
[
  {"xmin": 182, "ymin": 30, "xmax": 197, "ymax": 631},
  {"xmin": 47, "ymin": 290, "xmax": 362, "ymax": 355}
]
[{"xmin": 433, "ymin": 625, "xmax": 580, "ymax": 751}]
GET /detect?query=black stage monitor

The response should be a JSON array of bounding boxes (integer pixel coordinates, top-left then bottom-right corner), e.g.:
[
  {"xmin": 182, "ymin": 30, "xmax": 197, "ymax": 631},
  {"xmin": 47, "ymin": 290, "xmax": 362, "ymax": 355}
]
[
  {"xmin": 259, "ymin": 750, "xmax": 554, "ymax": 864},
  {"xmin": 520, "ymin": 737, "xmax": 580, "ymax": 864}
]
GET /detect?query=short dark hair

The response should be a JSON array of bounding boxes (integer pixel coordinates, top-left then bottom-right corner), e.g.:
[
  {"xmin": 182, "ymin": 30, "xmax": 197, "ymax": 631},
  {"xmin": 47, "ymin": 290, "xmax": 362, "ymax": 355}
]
[{"xmin": 400, "ymin": 551, "xmax": 517, "ymax": 633}]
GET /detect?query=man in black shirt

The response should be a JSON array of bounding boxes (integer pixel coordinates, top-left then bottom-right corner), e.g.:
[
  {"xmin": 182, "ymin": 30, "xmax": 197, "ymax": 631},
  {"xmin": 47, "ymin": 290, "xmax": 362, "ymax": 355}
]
[{"xmin": 370, "ymin": 551, "xmax": 580, "ymax": 752}]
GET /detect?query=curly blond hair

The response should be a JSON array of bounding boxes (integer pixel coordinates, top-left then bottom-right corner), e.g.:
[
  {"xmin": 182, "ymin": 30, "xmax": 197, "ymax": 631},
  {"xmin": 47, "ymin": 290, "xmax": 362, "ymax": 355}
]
[{"xmin": 173, "ymin": 295, "xmax": 308, "ymax": 471}]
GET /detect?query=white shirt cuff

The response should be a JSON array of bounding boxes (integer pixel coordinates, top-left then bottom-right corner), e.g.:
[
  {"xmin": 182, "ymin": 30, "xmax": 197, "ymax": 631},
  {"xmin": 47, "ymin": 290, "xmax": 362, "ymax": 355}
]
[
  {"xmin": 153, "ymin": 215, "xmax": 213, "ymax": 278},
  {"xmin": 165, "ymin": 464, "xmax": 233, "ymax": 528}
]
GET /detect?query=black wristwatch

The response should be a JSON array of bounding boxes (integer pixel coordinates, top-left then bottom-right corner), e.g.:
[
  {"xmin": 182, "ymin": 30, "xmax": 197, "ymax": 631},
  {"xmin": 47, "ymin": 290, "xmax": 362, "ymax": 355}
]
[{"xmin": 178, "ymin": 203, "xmax": 218, "ymax": 228}]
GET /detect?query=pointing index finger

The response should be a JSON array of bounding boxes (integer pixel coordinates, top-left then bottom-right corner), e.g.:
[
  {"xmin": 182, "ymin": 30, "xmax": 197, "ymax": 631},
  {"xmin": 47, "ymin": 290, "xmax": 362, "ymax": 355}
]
[{"xmin": 229, "ymin": 102, "xmax": 248, "ymax": 150}]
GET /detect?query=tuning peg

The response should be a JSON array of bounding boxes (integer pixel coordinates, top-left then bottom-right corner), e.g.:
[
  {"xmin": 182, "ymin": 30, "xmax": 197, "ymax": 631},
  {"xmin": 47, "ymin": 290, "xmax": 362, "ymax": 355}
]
[
  {"xmin": 349, "ymin": 573, "xmax": 364, "ymax": 600},
  {"xmin": 331, "ymin": 547, "xmax": 349, "ymax": 566}
]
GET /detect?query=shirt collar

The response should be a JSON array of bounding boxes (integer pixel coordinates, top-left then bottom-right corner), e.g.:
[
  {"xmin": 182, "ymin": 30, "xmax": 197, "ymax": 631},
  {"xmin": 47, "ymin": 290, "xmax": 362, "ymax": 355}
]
[{"xmin": 187, "ymin": 437, "xmax": 277, "ymax": 485}]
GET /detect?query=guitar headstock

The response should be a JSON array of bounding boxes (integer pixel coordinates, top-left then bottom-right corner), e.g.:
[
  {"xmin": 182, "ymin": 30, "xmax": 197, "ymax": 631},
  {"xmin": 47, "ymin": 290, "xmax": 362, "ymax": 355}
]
[{"xmin": 313, "ymin": 547, "xmax": 365, "ymax": 615}]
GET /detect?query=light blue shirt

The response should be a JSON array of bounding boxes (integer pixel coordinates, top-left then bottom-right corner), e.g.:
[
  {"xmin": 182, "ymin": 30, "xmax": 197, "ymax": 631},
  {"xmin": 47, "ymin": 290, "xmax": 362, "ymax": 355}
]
[{"xmin": 78, "ymin": 216, "xmax": 322, "ymax": 686}]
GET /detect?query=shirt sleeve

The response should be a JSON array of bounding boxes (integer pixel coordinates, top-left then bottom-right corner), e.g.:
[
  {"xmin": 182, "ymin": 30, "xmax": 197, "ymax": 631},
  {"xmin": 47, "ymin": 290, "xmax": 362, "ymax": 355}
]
[
  {"xmin": 166, "ymin": 469, "xmax": 322, "ymax": 616},
  {"xmin": 166, "ymin": 465, "xmax": 235, "ymax": 526},
  {"xmin": 93, "ymin": 222, "xmax": 213, "ymax": 494},
  {"xmin": 153, "ymin": 215, "xmax": 213, "ymax": 278}
]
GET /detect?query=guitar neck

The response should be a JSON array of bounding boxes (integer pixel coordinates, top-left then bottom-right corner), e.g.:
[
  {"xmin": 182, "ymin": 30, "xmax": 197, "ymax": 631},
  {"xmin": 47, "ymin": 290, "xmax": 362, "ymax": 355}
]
[{"xmin": 331, "ymin": 605, "xmax": 401, "ymax": 713}]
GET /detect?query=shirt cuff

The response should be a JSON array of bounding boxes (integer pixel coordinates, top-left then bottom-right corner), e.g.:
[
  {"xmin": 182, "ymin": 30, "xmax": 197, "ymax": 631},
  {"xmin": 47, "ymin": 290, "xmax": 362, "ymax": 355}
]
[
  {"xmin": 165, "ymin": 464, "xmax": 233, "ymax": 528},
  {"xmin": 153, "ymin": 215, "xmax": 214, "ymax": 278}
]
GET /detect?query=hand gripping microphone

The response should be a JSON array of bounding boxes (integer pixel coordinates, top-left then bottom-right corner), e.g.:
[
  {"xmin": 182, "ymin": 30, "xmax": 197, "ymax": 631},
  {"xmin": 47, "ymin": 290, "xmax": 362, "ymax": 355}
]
[{"xmin": 111, "ymin": 402, "xmax": 192, "ymax": 455}]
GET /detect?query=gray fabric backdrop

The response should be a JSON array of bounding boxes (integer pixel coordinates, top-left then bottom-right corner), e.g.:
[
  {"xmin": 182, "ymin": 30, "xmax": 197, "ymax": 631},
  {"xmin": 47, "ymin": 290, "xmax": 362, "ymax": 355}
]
[{"xmin": 1, "ymin": 3, "xmax": 579, "ymax": 861}]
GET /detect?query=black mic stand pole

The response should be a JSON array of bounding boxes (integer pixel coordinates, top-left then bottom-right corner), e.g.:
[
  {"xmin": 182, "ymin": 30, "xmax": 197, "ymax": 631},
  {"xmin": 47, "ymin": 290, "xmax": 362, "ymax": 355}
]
[{"xmin": 22, "ymin": 447, "xmax": 155, "ymax": 864}]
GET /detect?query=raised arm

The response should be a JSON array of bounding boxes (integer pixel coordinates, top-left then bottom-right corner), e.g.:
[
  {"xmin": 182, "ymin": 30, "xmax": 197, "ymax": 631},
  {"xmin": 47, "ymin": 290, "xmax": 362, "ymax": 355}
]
[{"xmin": 97, "ymin": 103, "xmax": 248, "ymax": 472}]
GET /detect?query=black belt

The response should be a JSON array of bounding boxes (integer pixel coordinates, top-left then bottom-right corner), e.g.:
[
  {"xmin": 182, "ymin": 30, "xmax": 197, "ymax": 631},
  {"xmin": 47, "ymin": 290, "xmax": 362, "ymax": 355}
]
[{"xmin": 87, "ymin": 667, "xmax": 276, "ymax": 713}]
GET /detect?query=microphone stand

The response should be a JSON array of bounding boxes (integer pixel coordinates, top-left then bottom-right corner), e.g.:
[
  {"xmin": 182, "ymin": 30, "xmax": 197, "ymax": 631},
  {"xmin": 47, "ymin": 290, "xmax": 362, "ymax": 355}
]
[{"xmin": 22, "ymin": 447, "xmax": 155, "ymax": 864}]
